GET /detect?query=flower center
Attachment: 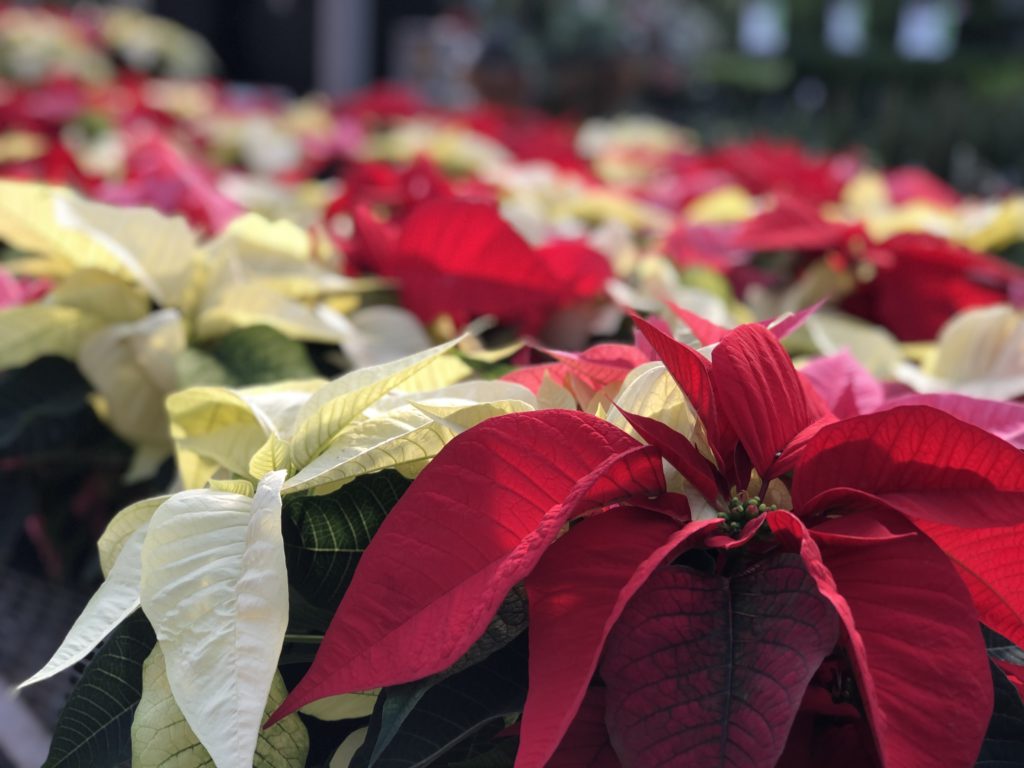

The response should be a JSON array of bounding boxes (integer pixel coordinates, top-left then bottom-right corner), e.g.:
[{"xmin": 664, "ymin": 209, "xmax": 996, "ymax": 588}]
[{"xmin": 718, "ymin": 492, "xmax": 776, "ymax": 536}]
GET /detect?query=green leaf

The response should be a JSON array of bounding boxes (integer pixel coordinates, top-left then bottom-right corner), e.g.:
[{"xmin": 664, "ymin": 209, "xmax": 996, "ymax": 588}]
[
  {"xmin": 0, "ymin": 356, "xmax": 92, "ymax": 451},
  {"xmin": 43, "ymin": 611, "xmax": 156, "ymax": 768},
  {"xmin": 977, "ymin": 661, "xmax": 1024, "ymax": 767},
  {"xmin": 175, "ymin": 347, "xmax": 238, "ymax": 389},
  {"xmin": 449, "ymin": 740, "xmax": 517, "ymax": 768},
  {"xmin": 283, "ymin": 471, "xmax": 411, "ymax": 613},
  {"xmin": 355, "ymin": 633, "xmax": 529, "ymax": 768},
  {"xmin": 212, "ymin": 325, "xmax": 319, "ymax": 385}
]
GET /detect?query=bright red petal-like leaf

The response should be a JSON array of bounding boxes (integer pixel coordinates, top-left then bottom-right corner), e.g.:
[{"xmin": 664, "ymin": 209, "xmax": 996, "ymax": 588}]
[
  {"xmin": 271, "ymin": 410, "xmax": 665, "ymax": 723},
  {"xmin": 666, "ymin": 302, "xmax": 729, "ymax": 346},
  {"xmin": 769, "ymin": 510, "xmax": 993, "ymax": 768},
  {"xmin": 536, "ymin": 344, "xmax": 650, "ymax": 392},
  {"xmin": 616, "ymin": 407, "xmax": 721, "ymax": 503},
  {"xmin": 711, "ymin": 323, "xmax": 820, "ymax": 478},
  {"xmin": 631, "ymin": 314, "xmax": 720, "ymax": 448},
  {"xmin": 878, "ymin": 393, "xmax": 1024, "ymax": 449},
  {"xmin": 536, "ymin": 240, "xmax": 613, "ymax": 300},
  {"xmin": 732, "ymin": 194, "xmax": 857, "ymax": 253},
  {"xmin": 546, "ymin": 688, "xmax": 621, "ymax": 768},
  {"xmin": 792, "ymin": 406, "xmax": 1024, "ymax": 527},
  {"xmin": 915, "ymin": 520, "xmax": 1024, "ymax": 653},
  {"xmin": 389, "ymin": 199, "xmax": 606, "ymax": 332},
  {"xmin": 599, "ymin": 552, "xmax": 839, "ymax": 768},
  {"xmin": 518, "ymin": 509, "xmax": 717, "ymax": 768},
  {"xmin": 763, "ymin": 299, "xmax": 827, "ymax": 341}
]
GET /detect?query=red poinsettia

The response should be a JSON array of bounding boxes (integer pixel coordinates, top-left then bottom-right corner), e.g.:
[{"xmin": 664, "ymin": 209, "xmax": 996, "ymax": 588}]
[
  {"xmin": 343, "ymin": 197, "xmax": 612, "ymax": 334},
  {"xmin": 271, "ymin": 320, "xmax": 1024, "ymax": 767}
]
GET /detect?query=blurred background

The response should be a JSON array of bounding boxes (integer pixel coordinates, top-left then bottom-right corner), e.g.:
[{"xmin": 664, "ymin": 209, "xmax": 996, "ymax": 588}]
[
  {"xmin": 144, "ymin": 0, "xmax": 1024, "ymax": 192},
  {"xmin": 3, "ymin": 1, "xmax": 1024, "ymax": 765}
]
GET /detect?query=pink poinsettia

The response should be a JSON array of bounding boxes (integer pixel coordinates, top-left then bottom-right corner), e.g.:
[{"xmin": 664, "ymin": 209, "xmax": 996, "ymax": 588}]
[{"xmin": 271, "ymin": 319, "xmax": 1024, "ymax": 767}]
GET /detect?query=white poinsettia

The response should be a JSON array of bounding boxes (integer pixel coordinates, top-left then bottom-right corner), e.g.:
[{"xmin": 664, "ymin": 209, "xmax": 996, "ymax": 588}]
[{"xmin": 894, "ymin": 303, "xmax": 1024, "ymax": 400}]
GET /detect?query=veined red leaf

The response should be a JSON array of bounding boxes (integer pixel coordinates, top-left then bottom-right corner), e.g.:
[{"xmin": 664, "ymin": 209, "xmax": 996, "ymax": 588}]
[
  {"xmin": 769, "ymin": 510, "xmax": 992, "ymax": 768},
  {"xmin": 271, "ymin": 411, "xmax": 665, "ymax": 723},
  {"xmin": 711, "ymin": 323, "xmax": 821, "ymax": 478},
  {"xmin": 518, "ymin": 509, "xmax": 716, "ymax": 768},
  {"xmin": 547, "ymin": 688, "xmax": 621, "ymax": 768},
  {"xmin": 600, "ymin": 553, "xmax": 839, "ymax": 768},
  {"xmin": 615, "ymin": 407, "xmax": 721, "ymax": 503},
  {"xmin": 535, "ymin": 344, "xmax": 650, "ymax": 392},
  {"xmin": 915, "ymin": 520, "xmax": 1024, "ymax": 654},
  {"xmin": 792, "ymin": 406, "xmax": 1024, "ymax": 527}
]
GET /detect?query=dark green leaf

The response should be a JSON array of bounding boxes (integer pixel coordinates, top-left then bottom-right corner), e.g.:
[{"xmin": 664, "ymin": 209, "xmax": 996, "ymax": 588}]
[
  {"xmin": 0, "ymin": 357, "xmax": 93, "ymax": 453},
  {"xmin": 212, "ymin": 325, "xmax": 319, "ymax": 385},
  {"xmin": 43, "ymin": 611, "xmax": 156, "ymax": 768},
  {"xmin": 976, "ymin": 661, "xmax": 1024, "ymax": 767},
  {"xmin": 447, "ymin": 734, "xmax": 517, "ymax": 768},
  {"xmin": 174, "ymin": 347, "xmax": 237, "ymax": 389},
  {"xmin": 445, "ymin": 584, "xmax": 527, "ymax": 677},
  {"xmin": 283, "ymin": 471, "xmax": 411, "ymax": 613},
  {"xmin": 355, "ymin": 634, "xmax": 528, "ymax": 768}
]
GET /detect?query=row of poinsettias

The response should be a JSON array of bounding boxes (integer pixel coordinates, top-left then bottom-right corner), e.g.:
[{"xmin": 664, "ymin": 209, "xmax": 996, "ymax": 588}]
[{"xmin": 22, "ymin": 297, "xmax": 1024, "ymax": 767}]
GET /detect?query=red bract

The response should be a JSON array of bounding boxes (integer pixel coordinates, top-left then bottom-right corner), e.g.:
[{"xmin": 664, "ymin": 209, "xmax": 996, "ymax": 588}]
[
  {"xmin": 274, "ymin": 320, "xmax": 1024, "ymax": 768},
  {"xmin": 355, "ymin": 198, "xmax": 611, "ymax": 333},
  {"xmin": 842, "ymin": 233, "xmax": 1024, "ymax": 340},
  {"xmin": 709, "ymin": 139, "xmax": 858, "ymax": 205}
]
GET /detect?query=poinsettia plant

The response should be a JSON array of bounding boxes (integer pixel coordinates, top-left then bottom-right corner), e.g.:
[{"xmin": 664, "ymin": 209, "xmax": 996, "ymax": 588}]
[{"xmin": 272, "ymin": 318, "xmax": 1024, "ymax": 767}]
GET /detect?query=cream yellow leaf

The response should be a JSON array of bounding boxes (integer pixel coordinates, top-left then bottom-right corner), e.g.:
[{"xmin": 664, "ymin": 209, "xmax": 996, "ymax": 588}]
[
  {"xmin": 284, "ymin": 398, "xmax": 533, "ymax": 493},
  {"xmin": 300, "ymin": 691, "xmax": 379, "ymax": 721},
  {"xmin": 139, "ymin": 472, "xmax": 290, "ymax": 768},
  {"xmin": 20, "ymin": 521, "xmax": 148, "ymax": 688},
  {"xmin": 0, "ymin": 304, "xmax": 105, "ymax": 370},
  {"xmin": 77, "ymin": 309, "xmax": 185, "ymax": 450},
  {"xmin": 683, "ymin": 184, "xmax": 759, "ymax": 225},
  {"xmin": 330, "ymin": 728, "xmax": 368, "ymax": 768},
  {"xmin": 608, "ymin": 362, "xmax": 699, "ymax": 440},
  {"xmin": 804, "ymin": 311, "xmax": 904, "ymax": 378},
  {"xmin": 537, "ymin": 373, "xmax": 578, "ymax": 411},
  {"xmin": 249, "ymin": 433, "xmax": 291, "ymax": 482},
  {"xmin": 168, "ymin": 388, "xmax": 275, "ymax": 488},
  {"xmin": 285, "ymin": 337, "xmax": 464, "ymax": 471},
  {"xmin": 133, "ymin": 644, "xmax": 308, "ymax": 768},
  {"xmin": 895, "ymin": 304, "xmax": 1024, "ymax": 400},
  {"xmin": 195, "ymin": 284, "xmax": 342, "ymax": 344},
  {"xmin": 931, "ymin": 304, "xmax": 1024, "ymax": 381},
  {"xmin": 98, "ymin": 496, "xmax": 170, "ymax": 578},
  {"xmin": 54, "ymin": 193, "xmax": 203, "ymax": 309},
  {"xmin": 47, "ymin": 269, "xmax": 150, "ymax": 323},
  {"xmin": 317, "ymin": 304, "xmax": 434, "ymax": 368},
  {"xmin": 208, "ymin": 478, "xmax": 257, "ymax": 496}
]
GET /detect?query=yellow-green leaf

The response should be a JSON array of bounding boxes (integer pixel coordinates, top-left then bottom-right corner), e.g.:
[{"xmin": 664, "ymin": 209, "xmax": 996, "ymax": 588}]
[
  {"xmin": 283, "ymin": 338, "xmax": 465, "ymax": 472},
  {"xmin": 0, "ymin": 304, "xmax": 105, "ymax": 370},
  {"xmin": 132, "ymin": 644, "xmax": 308, "ymax": 768}
]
